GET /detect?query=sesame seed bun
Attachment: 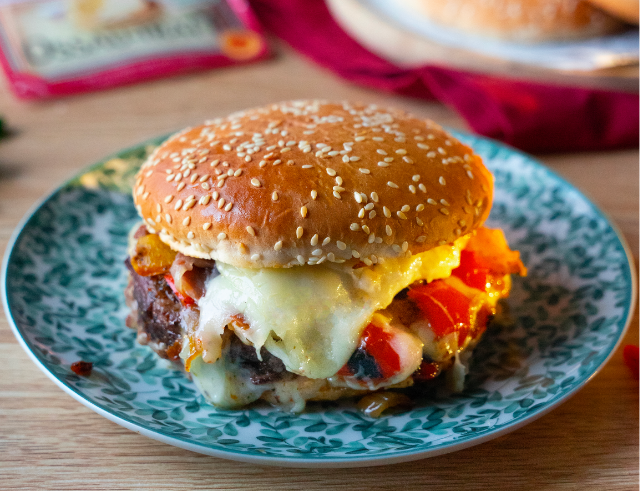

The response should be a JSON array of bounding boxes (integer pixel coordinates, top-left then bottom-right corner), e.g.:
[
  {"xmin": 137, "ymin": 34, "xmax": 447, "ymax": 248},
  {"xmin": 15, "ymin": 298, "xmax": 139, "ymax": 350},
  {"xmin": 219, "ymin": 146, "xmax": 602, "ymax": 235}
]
[
  {"xmin": 133, "ymin": 101, "xmax": 493, "ymax": 268},
  {"xmin": 393, "ymin": 0, "xmax": 626, "ymax": 43}
]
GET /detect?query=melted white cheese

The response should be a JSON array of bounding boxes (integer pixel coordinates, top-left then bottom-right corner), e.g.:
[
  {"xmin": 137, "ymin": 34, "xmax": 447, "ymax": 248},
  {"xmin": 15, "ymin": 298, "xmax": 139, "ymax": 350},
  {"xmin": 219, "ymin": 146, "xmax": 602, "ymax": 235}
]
[{"xmin": 190, "ymin": 237, "xmax": 468, "ymax": 381}]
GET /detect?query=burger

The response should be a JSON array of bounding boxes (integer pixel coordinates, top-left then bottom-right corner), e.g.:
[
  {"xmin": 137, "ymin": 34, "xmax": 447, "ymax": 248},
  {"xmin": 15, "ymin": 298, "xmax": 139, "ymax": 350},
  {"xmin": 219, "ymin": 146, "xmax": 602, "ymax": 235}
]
[{"xmin": 125, "ymin": 101, "xmax": 526, "ymax": 413}]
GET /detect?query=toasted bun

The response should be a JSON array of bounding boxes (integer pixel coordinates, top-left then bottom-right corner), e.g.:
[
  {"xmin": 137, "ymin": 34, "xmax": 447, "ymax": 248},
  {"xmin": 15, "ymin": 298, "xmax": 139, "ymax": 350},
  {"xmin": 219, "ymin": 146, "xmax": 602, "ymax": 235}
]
[
  {"xmin": 586, "ymin": 0, "xmax": 638, "ymax": 24},
  {"xmin": 133, "ymin": 101, "xmax": 493, "ymax": 268},
  {"xmin": 394, "ymin": 0, "xmax": 625, "ymax": 43}
]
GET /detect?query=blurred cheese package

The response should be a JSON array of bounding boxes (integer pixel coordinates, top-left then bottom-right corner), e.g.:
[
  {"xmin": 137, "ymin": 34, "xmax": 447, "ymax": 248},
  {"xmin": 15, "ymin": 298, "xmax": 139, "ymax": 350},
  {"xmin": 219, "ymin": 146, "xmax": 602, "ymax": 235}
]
[{"xmin": 0, "ymin": 0, "xmax": 269, "ymax": 99}]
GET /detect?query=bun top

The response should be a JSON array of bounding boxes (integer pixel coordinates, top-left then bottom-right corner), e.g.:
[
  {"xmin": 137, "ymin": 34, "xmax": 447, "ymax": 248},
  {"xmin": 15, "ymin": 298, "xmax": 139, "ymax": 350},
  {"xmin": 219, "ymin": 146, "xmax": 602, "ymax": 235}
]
[
  {"xmin": 133, "ymin": 101, "xmax": 493, "ymax": 268},
  {"xmin": 393, "ymin": 0, "xmax": 625, "ymax": 43}
]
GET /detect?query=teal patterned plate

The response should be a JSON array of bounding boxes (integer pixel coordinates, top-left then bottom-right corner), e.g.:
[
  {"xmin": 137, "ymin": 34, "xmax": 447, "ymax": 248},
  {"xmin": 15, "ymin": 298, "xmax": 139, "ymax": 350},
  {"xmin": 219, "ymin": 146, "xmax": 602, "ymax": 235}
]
[{"xmin": 2, "ymin": 133, "xmax": 635, "ymax": 468}]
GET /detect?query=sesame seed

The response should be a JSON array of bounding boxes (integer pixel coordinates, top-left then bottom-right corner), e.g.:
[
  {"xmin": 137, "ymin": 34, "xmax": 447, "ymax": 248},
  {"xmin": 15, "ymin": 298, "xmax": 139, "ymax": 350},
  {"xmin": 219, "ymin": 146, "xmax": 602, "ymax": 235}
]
[
  {"xmin": 273, "ymin": 159, "xmax": 282, "ymax": 166},
  {"xmin": 272, "ymin": 191, "xmax": 279, "ymax": 201},
  {"xmin": 355, "ymin": 136, "xmax": 366, "ymax": 142},
  {"xmin": 459, "ymin": 219, "xmax": 467, "ymax": 227},
  {"xmin": 312, "ymin": 249, "xmax": 323, "ymax": 256},
  {"xmin": 384, "ymin": 157, "xmax": 394, "ymax": 163},
  {"xmin": 202, "ymin": 222, "xmax": 212, "ymax": 230},
  {"xmin": 396, "ymin": 149, "xmax": 407, "ymax": 155},
  {"xmin": 467, "ymin": 170, "xmax": 474, "ymax": 179},
  {"xmin": 259, "ymin": 161, "xmax": 267, "ymax": 168},
  {"xmin": 397, "ymin": 211, "xmax": 408, "ymax": 220},
  {"xmin": 392, "ymin": 244, "xmax": 401, "ymax": 253},
  {"xmin": 403, "ymin": 156, "xmax": 414, "ymax": 164},
  {"xmin": 368, "ymin": 234, "xmax": 375, "ymax": 244},
  {"xmin": 187, "ymin": 231, "xmax": 195, "ymax": 239},
  {"xmin": 246, "ymin": 226, "xmax": 256, "ymax": 236},
  {"xmin": 251, "ymin": 178, "xmax": 261, "ymax": 187},
  {"xmin": 401, "ymin": 205, "xmax": 410, "ymax": 212},
  {"xmin": 439, "ymin": 208, "xmax": 450, "ymax": 215},
  {"xmin": 165, "ymin": 214, "xmax": 172, "ymax": 224},
  {"xmin": 227, "ymin": 170, "xmax": 234, "ymax": 177},
  {"xmin": 383, "ymin": 206, "xmax": 391, "ymax": 218},
  {"xmin": 352, "ymin": 250, "xmax": 361, "ymax": 258},
  {"xmin": 183, "ymin": 169, "xmax": 191, "ymax": 177},
  {"xmin": 164, "ymin": 195, "xmax": 174, "ymax": 203},
  {"xmin": 301, "ymin": 206, "xmax": 308, "ymax": 217},
  {"xmin": 218, "ymin": 198, "xmax": 225, "ymax": 209},
  {"xmin": 416, "ymin": 218, "xmax": 424, "ymax": 226},
  {"xmin": 213, "ymin": 192, "xmax": 219, "ymax": 200},
  {"xmin": 311, "ymin": 190, "xmax": 317, "ymax": 200},
  {"xmin": 297, "ymin": 255, "xmax": 305, "ymax": 264},
  {"xmin": 378, "ymin": 162, "xmax": 390, "ymax": 167},
  {"xmin": 333, "ymin": 191, "xmax": 342, "ymax": 199},
  {"xmin": 414, "ymin": 135, "xmax": 424, "ymax": 141},
  {"xmin": 342, "ymin": 155, "xmax": 349, "ymax": 163},
  {"xmin": 174, "ymin": 199, "xmax": 183, "ymax": 210},
  {"xmin": 274, "ymin": 241, "xmax": 283, "ymax": 251},
  {"xmin": 439, "ymin": 177, "xmax": 446, "ymax": 185},
  {"xmin": 302, "ymin": 164, "xmax": 313, "ymax": 169},
  {"xmin": 182, "ymin": 217, "xmax": 191, "ymax": 226},
  {"xmin": 336, "ymin": 176, "xmax": 343, "ymax": 185},
  {"xmin": 224, "ymin": 203, "xmax": 233, "ymax": 211},
  {"xmin": 350, "ymin": 223, "xmax": 360, "ymax": 231},
  {"xmin": 201, "ymin": 182, "xmax": 210, "ymax": 190},
  {"xmin": 416, "ymin": 204, "xmax": 425, "ymax": 212},
  {"xmin": 358, "ymin": 208, "xmax": 365, "ymax": 218},
  {"xmin": 190, "ymin": 174, "xmax": 198, "ymax": 183},
  {"xmin": 184, "ymin": 200, "xmax": 196, "ymax": 211},
  {"xmin": 417, "ymin": 143, "xmax": 429, "ymax": 150},
  {"xmin": 372, "ymin": 136, "xmax": 383, "ymax": 141},
  {"xmin": 369, "ymin": 210, "xmax": 376, "ymax": 219},
  {"xmin": 333, "ymin": 186, "xmax": 345, "ymax": 192},
  {"xmin": 176, "ymin": 182, "xmax": 186, "ymax": 192},
  {"xmin": 416, "ymin": 236, "xmax": 426, "ymax": 242},
  {"xmin": 412, "ymin": 175, "xmax": 420, "ymax": 182},
  {"xmin": 350, "ymin": 156, "xmax": 361, "ymax": 162},
  {"xmin": 326, "ymin": 168, "xmax": 336, "ymax": 176},
  {"xmin": 386, "ymin": 225, "xmax": 392, "ymax": 236},
  {"xmin": 251, "ymin": 254, "xmax": 261, "ymax": 261},
  {"xmin": 440, "ymin": 199, "xmax": 450, "ymax": 206},
  {"xmin": 409, "ymin": 185, "xmax": 416, "ymax": 194},
  {"xmin": 364, "ymin": 203, "xmax": 374, "ymax": 211},
  {"xmin": 419, "ymin": 184, "xmax": 427, "ymax": 192},
  {"xmin": 296, "ymin": 227, "xmax": 304, "ymax": 239},
  {"xmin": 362, "ymin": 225, "xmax": 371, "ymax": 234},
  {"xmin": 387, "ymin": 181, "xmax": 399, "ymax": 189},
  {"xmin": 211, "ymin": 159, "xmax": 220, "ymax": 167},
  {"xmin": 370, "ymin": 192, "xmax": 379, "ymax": 202},
  {"xmin": 402, "ymin": 241, "xmax": 409, "ymax": 252},
  {"xmin": 354, "ymin": 192, "xmax": 363, "ymax": 203},
  {"xmin": 377, "ymin": 149, "xmax": 387, "ymax": 155},
  {"xmin": 234, "ymin": 169, "xmax": 242, "ymax": 177},
  {"xmin": 363, "ymin": 258, "xmax": 373, "ymax": 266},
  {"xmin": 427, "ymin": 151, "xmax": 436, "ymax": 158},
  {"xmin": 218, "ymin": 232, "xmax": 226, "ymax": 240},
  {"xmin": 428, "ymin": 198, "xmax": 437, "ymax": 205}
]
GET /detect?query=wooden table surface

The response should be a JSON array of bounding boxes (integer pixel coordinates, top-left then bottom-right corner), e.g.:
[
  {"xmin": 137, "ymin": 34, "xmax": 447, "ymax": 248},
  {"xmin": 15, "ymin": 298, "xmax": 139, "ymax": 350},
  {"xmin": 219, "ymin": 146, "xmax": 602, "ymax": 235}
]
[{"xmin": 1, "ymin": 42, "xmax": 638, "ymax": 490}]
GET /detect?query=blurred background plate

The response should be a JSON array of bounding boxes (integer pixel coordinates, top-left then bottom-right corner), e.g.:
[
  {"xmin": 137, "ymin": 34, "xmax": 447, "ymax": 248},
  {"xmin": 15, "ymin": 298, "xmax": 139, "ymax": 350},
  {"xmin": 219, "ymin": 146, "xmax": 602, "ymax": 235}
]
[{"xmin": 327, "ymin": 0, "xmax": 639, "ymax": 91}]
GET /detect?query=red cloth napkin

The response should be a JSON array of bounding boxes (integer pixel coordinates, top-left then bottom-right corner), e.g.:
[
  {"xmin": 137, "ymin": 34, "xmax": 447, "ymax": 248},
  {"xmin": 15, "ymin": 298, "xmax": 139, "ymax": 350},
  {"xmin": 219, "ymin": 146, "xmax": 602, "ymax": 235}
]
[{"xmin": 248, "ymin": 0, "xmax": 639, "ymax": 153}]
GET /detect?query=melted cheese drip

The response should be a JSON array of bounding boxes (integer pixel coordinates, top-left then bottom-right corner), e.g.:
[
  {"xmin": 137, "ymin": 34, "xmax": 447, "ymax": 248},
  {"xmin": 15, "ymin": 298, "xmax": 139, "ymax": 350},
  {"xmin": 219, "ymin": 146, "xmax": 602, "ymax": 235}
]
[{"xmin": 190, "ymin": 236, "xmax": 469, "ymax": 381}]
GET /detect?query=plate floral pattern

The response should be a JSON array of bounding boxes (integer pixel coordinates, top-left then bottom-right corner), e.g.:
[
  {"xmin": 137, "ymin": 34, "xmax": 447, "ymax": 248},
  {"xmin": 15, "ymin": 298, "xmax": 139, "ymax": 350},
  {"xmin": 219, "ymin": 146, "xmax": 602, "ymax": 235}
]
[{"xmin": 2, "ymin": 133, "xmax": 635, "ymax": 467}]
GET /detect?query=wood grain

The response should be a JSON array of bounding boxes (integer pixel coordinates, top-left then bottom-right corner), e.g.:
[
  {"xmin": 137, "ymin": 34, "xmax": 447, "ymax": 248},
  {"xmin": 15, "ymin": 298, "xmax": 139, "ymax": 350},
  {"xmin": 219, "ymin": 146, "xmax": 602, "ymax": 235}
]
[{"xmin": 0, "ymin": 41, "xmax": 637, "ymax": 491}]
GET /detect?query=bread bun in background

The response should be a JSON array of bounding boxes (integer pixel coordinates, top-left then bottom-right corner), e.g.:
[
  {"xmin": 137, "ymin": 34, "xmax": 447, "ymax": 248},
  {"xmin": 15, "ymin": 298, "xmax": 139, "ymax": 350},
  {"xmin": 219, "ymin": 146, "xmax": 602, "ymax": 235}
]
[
  {"xmin": 586, "ymin": 0, "xmax": 639, "ymax": 24},
  {"xmin": 393, "ymin": 0, "xmax": 627, "ymax": 43},
  {"xmin": 133, "ymin": 101, "xmax": 493, "ymax": 269}
]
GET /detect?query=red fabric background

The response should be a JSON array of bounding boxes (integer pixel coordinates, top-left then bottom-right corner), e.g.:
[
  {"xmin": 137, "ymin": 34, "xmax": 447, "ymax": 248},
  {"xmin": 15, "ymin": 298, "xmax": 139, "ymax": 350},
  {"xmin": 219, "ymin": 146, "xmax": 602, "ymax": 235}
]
[{"xmin": 249, "ymin": 0, "xmax": 639, "ymax": 153}]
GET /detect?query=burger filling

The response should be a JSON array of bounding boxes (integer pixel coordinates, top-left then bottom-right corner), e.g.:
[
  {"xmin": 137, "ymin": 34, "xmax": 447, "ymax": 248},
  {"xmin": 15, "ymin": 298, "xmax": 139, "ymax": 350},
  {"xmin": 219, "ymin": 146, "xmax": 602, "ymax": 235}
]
[{"xmin": 126, "ymin": 225, "xmax": 525, "ymax": 412}]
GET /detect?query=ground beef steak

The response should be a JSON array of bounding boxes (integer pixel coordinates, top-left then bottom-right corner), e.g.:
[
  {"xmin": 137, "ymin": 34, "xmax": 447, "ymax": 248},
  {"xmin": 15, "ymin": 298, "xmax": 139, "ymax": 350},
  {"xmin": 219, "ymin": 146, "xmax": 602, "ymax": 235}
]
[
  {"xmin": 125, "ymin": 258, "xmax": 291, "ymax": 384},
  {"xmin": 125, "ymin": 259, "xmax": 182, "ymax": 360}
]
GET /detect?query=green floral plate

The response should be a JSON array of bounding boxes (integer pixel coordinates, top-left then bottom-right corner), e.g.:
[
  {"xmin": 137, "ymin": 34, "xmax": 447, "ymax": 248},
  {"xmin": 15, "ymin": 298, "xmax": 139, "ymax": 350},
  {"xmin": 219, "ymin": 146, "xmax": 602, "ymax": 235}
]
[{"xmin": 2, "ymin": 132, "xmax": 635, "ymax": 468}]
